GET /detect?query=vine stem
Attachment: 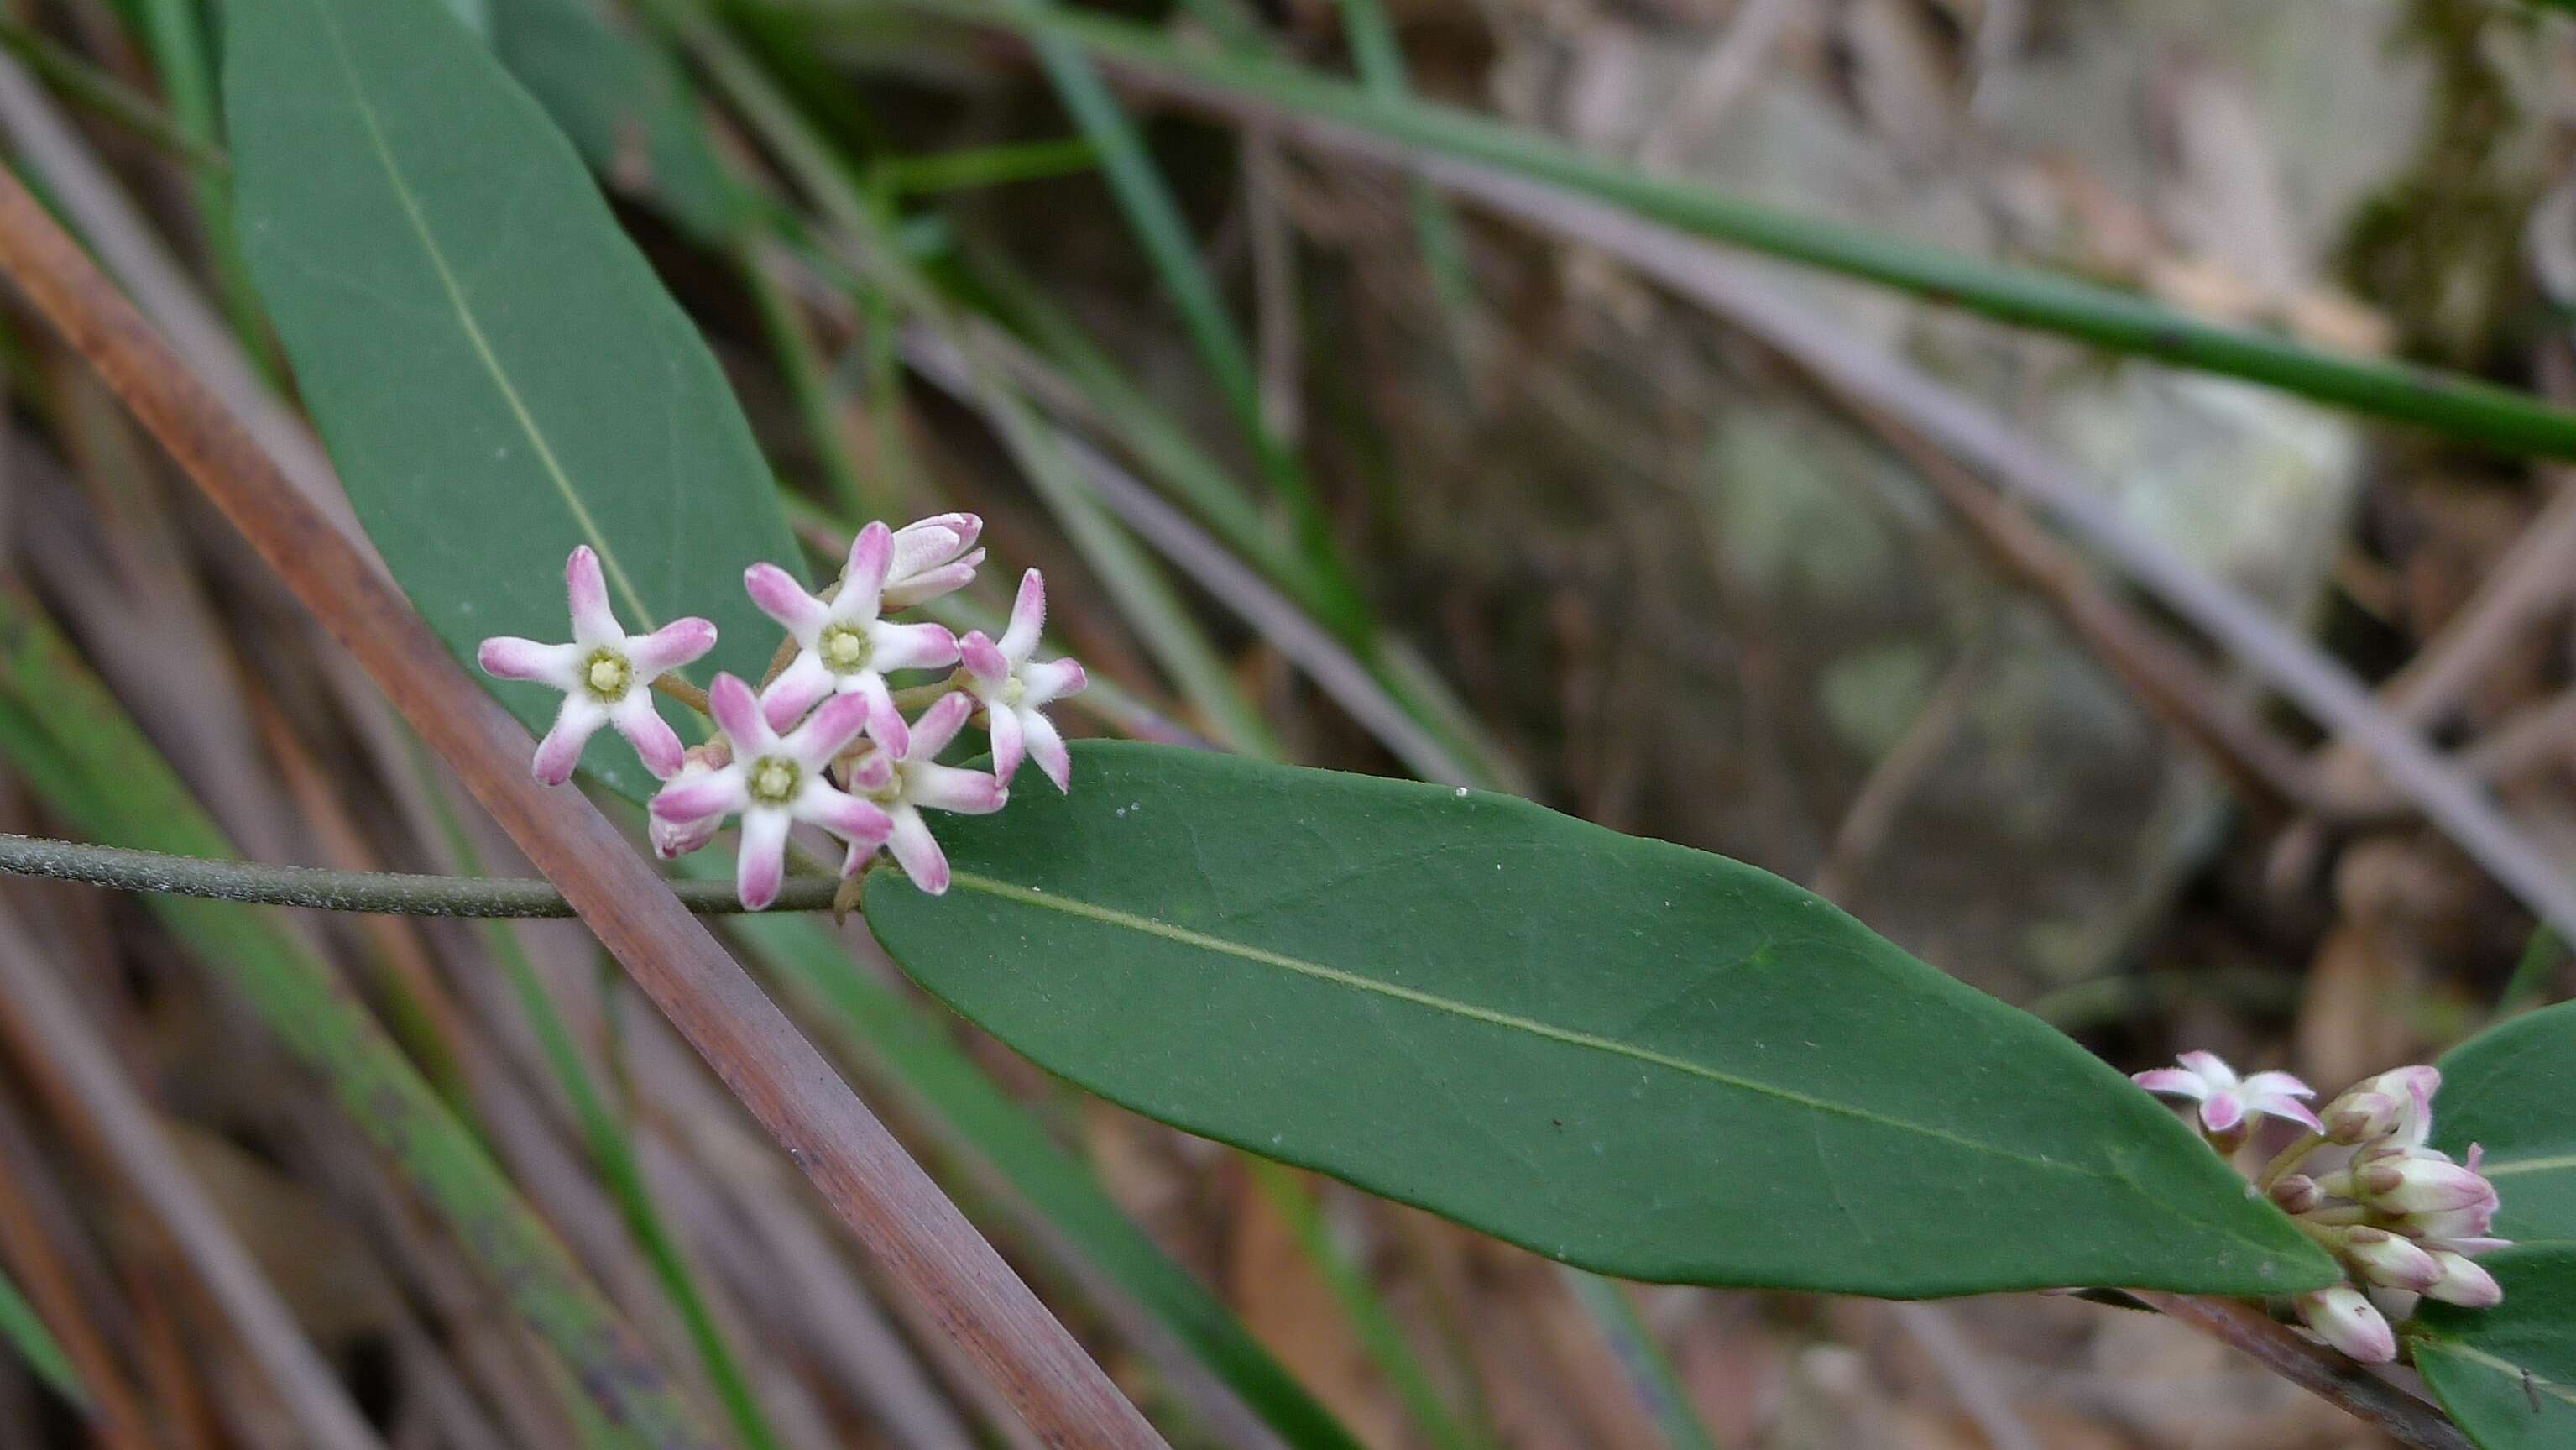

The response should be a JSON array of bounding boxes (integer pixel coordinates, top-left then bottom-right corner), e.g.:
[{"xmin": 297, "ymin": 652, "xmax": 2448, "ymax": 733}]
[
  {"xmin": 2124, "ymin": 1292, "xmax": 2474, "ymax": 1450},
  {"xmin": 0, "ymin": 832, "xmax": 842, "ymax": 917}
]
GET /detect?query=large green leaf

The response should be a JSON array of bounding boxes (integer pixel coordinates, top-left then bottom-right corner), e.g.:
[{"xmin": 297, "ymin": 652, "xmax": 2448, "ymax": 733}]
[
  {"xmin": 226, "ymin": 0, "xmax": 797, "ymax": 802},
  {"xmin": 864, "ymin": 742, "xmax": 2335, "ymax": 1297},
  {"xmin": 2438, "ymin": 1002, "xmax": 2576, "ymax": 1242},
  {"xmin": 2417, "ymin": 1248, "xmax": 2576, "ymax": 1450}
]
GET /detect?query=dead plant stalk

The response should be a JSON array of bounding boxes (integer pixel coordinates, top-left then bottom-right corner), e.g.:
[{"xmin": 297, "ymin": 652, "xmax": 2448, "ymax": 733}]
[{"xmin": 0, "ymin": 164, "xmax": 1164, "ymax": 1450}]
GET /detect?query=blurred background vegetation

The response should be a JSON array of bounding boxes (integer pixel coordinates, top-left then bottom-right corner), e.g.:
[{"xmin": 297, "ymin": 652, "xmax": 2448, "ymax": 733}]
[{"xmin": 0, "ymin": 0, "xmax": 2568, "ymax": 1445}]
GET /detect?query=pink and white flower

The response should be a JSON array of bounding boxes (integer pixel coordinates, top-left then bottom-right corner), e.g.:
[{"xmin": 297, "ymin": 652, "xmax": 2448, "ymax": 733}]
[
  {"xmin": 478, "ymin": 546, "xmax": 715, "ymax": 784},
  {"xmin": 957, "ymin": 569, "xmax": 1087, "ymax": 791},
  {"xmin": 745, "ymin": 521, "xmax": 960, "ymax": 749},
  {"xmin": 647, "ymin": 674, "xmax": 893, "ymax": 910},
  {"xmin": 883, "ymin": 513, "xmax": 986, "ymax": 610},
  {"xmin": 840, "ymin": 692, "xmax": 1007, "ymax": 896},
  {"xmin": 2132, "ymin": 1051, "xmax": 2324, "ymax": 1136}
]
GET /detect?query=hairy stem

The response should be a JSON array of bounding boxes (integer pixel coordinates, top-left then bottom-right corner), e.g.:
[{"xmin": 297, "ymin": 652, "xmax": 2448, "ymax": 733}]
[{"xmin": 0, "ymin": 832, "xmax": 841, "ymax": 917}]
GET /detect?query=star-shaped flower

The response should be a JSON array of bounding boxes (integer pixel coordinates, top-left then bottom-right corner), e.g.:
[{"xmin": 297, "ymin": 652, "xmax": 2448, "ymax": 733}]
[
  {"xmin": 745, "ymin": 521, "xmax": 959, "ymax": 751},
  {"xmin": 477, "ymin": 546, "xmax": 715, "ymax": 784},
  {"xmin": 884, "ymin": 513, "xmax": 985, "ymax": 609},
  {"xmin": 841, "ymin": 691, "xmax": 1007, "ymax": 896},
  {"xmin": 2133, "ymin": 1051, "xmax": 2324, "ymax": 1135},
  {"xmin": 957, "ymin": 568, "xmax": 1087, "ymax": 792},
  {"xmin": 647, "ymin": 674, "xmax": 893, "ymax": 910}
]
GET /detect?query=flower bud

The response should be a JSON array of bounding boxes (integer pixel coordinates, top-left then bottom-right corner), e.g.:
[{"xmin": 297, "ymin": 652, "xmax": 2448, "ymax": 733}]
[
  {"xmin": 2321, "ymin": 1065, "xmax": 2438, "ymax": 1146},
  {"xmin": 2339, "ymin": 1228, "xmax": 2442, "ymax": 1291},
  {"xmin": 2422, "ymin": 1251, "xmax": 2505, "ymax": 1309},
  {"xmin": 2269, "ymin": 1174, "xmax": 2323, "ymax": 1215},
  {"xmin": 2296, "ymin": 1285, "xmax": 2396, "ymax": 1364},
  {"xmin": 650, "ymin": 743, "xmax": 732, "ymax": 861},
  {"xmin": 2356, "ymin": 1149, "xmax": 2498, "ymax": 1217}
]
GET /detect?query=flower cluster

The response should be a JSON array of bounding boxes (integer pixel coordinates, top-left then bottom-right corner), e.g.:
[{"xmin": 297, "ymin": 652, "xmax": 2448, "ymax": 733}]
[
  {"xmin": 478, "ymin": 516, "xmax": 1085, "ymax": 908},
  {"xmin": 2135, "ymin": 1055, "xmax": 2506, "ymax": 1364}
]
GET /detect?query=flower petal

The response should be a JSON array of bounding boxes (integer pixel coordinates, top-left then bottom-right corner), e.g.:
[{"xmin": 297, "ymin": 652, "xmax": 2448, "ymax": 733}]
[
  {"xmin": 609, "ymin": 693, "xmax": 685, "ymax": 779},
  {"xmin": 734, "ymin": 809, "xmax": 791, "ymax": 911},
  {"xmin": 984, "ymin": 698, "xmax": 1024, "ymax": 783},
  {"xmin": 786, "ymin": 692, "xmax": 875, "ymax": 767},
  {"xmin": 478, "ymin": 636, "xmax": 583, "ymax": 688},
  {"xmin": 1022, "ymin": 708, "xmax": 1072, "ymax": 793},
  {"xmin": 887, "ymin": 521, "xmax": 963, "ymax": 579},
  {"xmin": 857, "ymin": 674, "xmax": 908, "ymax": 756},
  {"xmin": 998, "ymin": 568, "xmax": 1046, "ymax": 661},
  {"xmin": 958, "ymin": 631, "xmax": 1011, "ymax": 692},
  {"xmin": 2131, "ymin": 1069, "xmax": 2210, "ymax": 1101},
  {"xmin": 910, "ymin": 762, "xmax": 1007, "ymax": 815},
  {"xmin": 628, "ymin": 617, "xmax": 717, "ymax": 677},
  {"xmin": 2255, "ymin": 1094, "xmax": 2327, "ymax": 1134},
  {"xmin": 2176, "ymin": 1051, "xmax": 2239, "ymax": 1091},
  {"xmin": 907, "ymin": 690, "xmax": 974, "ymax": 760},
  {"xmin": 881, "ymin": 553, "xmax": 983, "ymax": 610},
  {"xmin": 760, "ymin": 656, "xmax": 835, "ymax": 734},
  {"xmin": 2198, "ymin": 1093, "xmax": 2246, "ymax": 1135},
  {"xmin": 745, "ymin": 563, "xmax": 828, "ymax": 641},
  {"xmin": 1018, "ymin": 657, "xmax": 1087, "ymax": 707},
  {"xmin": 869, "ymin": 620, "xmax": 960, "ymax": 673},
  {"xmin": 707, "ymin": 673, "xmax": 776, "ymax": 756},
  {"xmin": 883, "ymin": 805, "xmax": 950, "ymax": 895},
  {"xmin": 797, "ymin": 784, "xmax": 893, "ymax": 851},
  {"xmin": 650, "ymin": 764, "xmax": 747, "ymax": 822},
  {"xmin": 839, "ymin": 521, "xmax": 892, "ymax": 622},
  {"xmin": 566, "ymin": 546, "xmax": 623, "ymax": 647},
  {"xmin": 532, "ymin": 695, "xmax": 609, "ymax": 785},
  {"xmin": 2240, "ymin": 1070, "xmax": 2317, "ymax": 1102}
]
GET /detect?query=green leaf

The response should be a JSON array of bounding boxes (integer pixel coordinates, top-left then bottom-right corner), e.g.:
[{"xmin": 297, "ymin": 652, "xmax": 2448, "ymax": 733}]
[
  {"xmin": 226, "ymin": 0, "xmax": 798, "ymax": 803},
  {"xmin": 863, "ymin": 742, "xmax": 2335, "ymax": 1297},
  {"xmin": 2437, "ymin": 1002, "xmax": 2576, "ymax": 1241},
  {"xmin": 2417, "ymin": 1248, "xmax": 2576, "ymax": 1450},
  {"xmin": 488, "ymin": 0, "xmax": 750, "ymax": 244}
]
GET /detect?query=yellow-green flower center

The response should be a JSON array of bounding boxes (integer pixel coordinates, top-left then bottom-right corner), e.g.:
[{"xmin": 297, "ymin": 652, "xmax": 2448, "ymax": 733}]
[
  {"xmin": 583, "ymin": 648, "xmax": 633, "ymax": 701},
  {"xmin": 1001, "ymin": 675, "xmax": 1027, "ymax": 707},
  {"xmin": 749, "ymin": 756, "xmax": 801, "ymax": 805},
  {"xmin": 819, "ymin": 623, "xmax": 870, "ymax": 674}
]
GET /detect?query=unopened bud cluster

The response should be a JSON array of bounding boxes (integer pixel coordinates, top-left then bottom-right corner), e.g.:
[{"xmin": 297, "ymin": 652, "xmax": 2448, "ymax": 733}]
[
  {"xmin": 478, "ymin": 516, "xmax": 1085, "ymax": 908},
  {"xmin": 2134, "ymin": 1055, "xmax": 2505, "ymax": 1364}
]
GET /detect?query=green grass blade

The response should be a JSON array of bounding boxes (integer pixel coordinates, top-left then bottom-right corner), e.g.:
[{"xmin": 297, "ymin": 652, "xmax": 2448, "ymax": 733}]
[
  {"xmin": 995, "ymin": 0, "xmax": 1314, "ymax": 510},
  {"xmin": 1246, "ymin": 1162, "xmax": 1487, "ymax": 1450},
  {"xmin": 0, "ymin": 592, "xmax": 727, "ymax": 1450},
  {"xmin": 1325, "ymin": 0, "xmax": 1476, "ymax": 345},
  {"xmin": 1562, "ymin": 1273, "xmax": 1723, "ymax": 1450},
  {"xmin": 878, "ymin": 0, "xmax": 2576, "ymax": 457},
  {"xmin": 876, "ymin": 138, "xmax": 1098, "ymax": 193},
  {"xmin": 0, "ymin": 1258, "xmax": 86, "ymax": 1409},
  {"xmin": 130, "ymin": 0, "xmax": 279, "ymax": 381}
]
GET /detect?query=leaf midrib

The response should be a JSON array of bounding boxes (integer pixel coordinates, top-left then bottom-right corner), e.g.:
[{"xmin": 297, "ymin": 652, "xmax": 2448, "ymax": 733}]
[
  {"xmin": 2485, "ymin": 1153, "xmax": 2576, "ymax": 1179},
  {"xmin": 2426, "ymin": 1341, "xmax": 2576, "ymax": 1409},
  {"xmin": 307, "ymin": 0, "xmax": 660, "ymax": 634},
  {"xmin": 945, "ymin": 869, "xmax": 2112, "ymax": 1180}
]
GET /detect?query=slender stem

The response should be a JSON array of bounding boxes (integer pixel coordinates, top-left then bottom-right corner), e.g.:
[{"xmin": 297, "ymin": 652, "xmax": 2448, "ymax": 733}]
[
  {"xmin": 2259, "ymin": 1133, "xmax": 2328, "ymax": 1191},
  {"xmin": 0, "ymin": 832, "xmax": 839, "ymax": 917},
  {"xmin": 652, "ymin": 673, "xmax": 712, "ymax": 715},
  {"xmin": 2125, "ymin": 1293, "xmax": 2472, "ymax": 1450}
]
